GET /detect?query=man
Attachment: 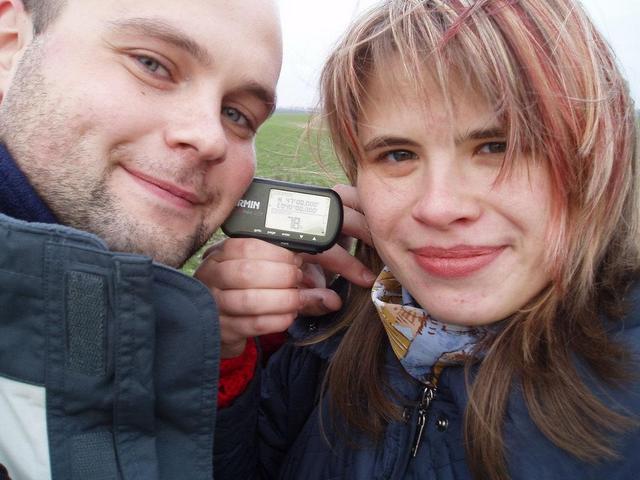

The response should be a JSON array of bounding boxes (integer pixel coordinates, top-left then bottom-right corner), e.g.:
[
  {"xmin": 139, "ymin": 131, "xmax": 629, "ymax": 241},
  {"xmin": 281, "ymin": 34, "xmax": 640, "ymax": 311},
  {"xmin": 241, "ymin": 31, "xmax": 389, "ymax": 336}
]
[
  {"xmin": 0, "ymin": 0, "xmax": 377, "ymax": 477},
  {"xmin": 1, "ymin": 0, "xmax": 281, "ymax": 268},
  {"xmin": 0, "ymin": 0, "xmax": 282, "ymax": 478}
]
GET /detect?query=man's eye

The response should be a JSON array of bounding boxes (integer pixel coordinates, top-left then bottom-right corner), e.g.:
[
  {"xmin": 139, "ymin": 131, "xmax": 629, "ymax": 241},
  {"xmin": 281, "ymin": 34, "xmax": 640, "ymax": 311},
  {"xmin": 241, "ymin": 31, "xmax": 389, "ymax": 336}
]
[
  {"xmin": 222, "ymin": 107, "xmax": 251, "ymax": 128},
  {"xmin": 477, "ymin": 142, "xmax": 507, "ymax": 154},
  {"xmin": 383, "ymin": 150, "xmax": 417, "ymax": 162},
  {"xmin": 135, "ymin": 55, "xmax": 170, "ymax": 78}
]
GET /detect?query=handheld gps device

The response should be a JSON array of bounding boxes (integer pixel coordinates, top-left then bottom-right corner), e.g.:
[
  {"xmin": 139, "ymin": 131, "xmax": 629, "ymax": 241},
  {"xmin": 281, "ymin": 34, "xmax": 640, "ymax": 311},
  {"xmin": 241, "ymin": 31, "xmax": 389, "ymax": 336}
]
[{"xmin": 222, "ymin": 178, "xmax": 343, "ymax": 253}]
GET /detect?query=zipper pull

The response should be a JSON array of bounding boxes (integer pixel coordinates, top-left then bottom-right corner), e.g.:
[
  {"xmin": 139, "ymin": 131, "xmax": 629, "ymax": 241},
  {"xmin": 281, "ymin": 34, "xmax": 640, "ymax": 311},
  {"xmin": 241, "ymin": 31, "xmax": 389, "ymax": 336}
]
[
  {"xmin": 411, "ymin": 409, "xmax": 427, "ymax": 457},
  {"xmin": 411, "ymin": 383, "xmax": 436, "ymax": 457}
]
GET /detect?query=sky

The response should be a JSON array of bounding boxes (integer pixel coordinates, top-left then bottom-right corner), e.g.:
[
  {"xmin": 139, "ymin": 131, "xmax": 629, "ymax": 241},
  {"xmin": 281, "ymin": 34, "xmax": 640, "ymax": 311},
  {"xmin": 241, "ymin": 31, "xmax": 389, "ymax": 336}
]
[{"xmin": 276, "ymin": 0, "xmax": 639, "ymax": 109}]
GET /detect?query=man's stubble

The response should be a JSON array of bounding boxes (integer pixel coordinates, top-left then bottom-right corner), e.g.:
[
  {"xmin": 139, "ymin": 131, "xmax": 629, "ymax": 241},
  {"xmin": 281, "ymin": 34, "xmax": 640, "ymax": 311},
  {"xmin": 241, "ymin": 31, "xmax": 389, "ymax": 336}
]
[{"xmin": 0, "ymin": 39, "xmax": 209, "ymax": 267}]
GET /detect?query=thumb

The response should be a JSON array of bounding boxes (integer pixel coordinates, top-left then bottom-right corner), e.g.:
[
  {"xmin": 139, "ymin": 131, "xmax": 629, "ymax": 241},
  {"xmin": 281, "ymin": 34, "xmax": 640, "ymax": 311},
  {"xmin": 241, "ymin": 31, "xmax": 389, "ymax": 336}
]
[{"xmin": 299, "ymin": 288, "xmax": 342, "ymax": 316}]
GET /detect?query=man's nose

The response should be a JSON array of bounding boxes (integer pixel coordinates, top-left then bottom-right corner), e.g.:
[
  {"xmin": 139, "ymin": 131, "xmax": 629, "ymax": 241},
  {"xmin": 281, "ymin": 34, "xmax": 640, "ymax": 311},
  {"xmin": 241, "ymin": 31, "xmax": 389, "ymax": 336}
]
[
  {"xmin": 164, "ymin": 102, "xmax": 228, "ymax": 163},
  {"xmin": 411, "ymin": 160, "xmax": 482, "ymax": 228}
]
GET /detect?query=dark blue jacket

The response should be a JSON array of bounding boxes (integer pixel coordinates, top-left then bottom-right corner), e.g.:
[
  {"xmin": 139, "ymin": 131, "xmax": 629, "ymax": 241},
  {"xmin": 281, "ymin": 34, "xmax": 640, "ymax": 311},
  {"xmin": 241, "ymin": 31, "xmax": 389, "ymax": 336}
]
[
  {"xmin": 0, "ymin": 146, "xmax": 221, "ymax": 479},
  {"xmin": 215, "ymin": 282, "xmax": 640, "ymax": 479}
]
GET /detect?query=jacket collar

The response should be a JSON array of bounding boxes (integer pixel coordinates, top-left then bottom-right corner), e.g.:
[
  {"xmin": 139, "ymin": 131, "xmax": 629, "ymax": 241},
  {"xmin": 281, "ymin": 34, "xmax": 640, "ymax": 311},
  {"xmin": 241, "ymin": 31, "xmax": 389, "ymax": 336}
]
[{"xmin": 0, "ymin": 143, "xmax": 58, "ymax": 223}]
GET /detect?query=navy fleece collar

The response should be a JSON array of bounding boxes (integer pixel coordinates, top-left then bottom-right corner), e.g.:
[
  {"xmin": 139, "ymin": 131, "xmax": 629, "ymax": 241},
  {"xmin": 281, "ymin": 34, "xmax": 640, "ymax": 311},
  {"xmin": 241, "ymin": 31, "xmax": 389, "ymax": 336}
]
[{"xmin": 0, "ymin": 143, "xmax": 58, "ymax": 223}]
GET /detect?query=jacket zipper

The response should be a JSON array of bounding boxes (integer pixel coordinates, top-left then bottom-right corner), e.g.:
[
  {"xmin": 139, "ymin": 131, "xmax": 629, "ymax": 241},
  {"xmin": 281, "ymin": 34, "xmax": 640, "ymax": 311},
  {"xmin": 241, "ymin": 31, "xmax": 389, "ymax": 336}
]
[{"xmin": 411, "ymin": 381, "xmax": 437, "ymax": 457}]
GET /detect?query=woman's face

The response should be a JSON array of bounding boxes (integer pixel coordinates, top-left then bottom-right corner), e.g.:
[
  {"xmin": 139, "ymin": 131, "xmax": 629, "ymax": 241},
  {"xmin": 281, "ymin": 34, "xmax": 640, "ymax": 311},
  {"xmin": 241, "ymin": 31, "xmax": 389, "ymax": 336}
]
[{"xmin": 356, "ymin": 66, "xmax": 553, "ymax": 326}]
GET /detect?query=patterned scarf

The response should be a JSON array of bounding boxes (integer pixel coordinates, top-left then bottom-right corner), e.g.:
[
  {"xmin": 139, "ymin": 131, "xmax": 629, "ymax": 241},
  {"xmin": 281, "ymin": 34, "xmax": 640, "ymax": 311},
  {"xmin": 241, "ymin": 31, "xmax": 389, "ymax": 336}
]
[{"xmin": 372, "ymin": 267, "xmax": 486, "ymax": 384}]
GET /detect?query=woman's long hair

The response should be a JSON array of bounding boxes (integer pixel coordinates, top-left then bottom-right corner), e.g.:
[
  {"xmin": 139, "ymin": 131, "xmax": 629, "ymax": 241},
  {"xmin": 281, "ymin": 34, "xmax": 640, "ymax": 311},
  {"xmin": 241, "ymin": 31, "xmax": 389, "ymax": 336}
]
[{"xmin": 315, "ymin": 1, "xmax": 640, "ymax": 478}]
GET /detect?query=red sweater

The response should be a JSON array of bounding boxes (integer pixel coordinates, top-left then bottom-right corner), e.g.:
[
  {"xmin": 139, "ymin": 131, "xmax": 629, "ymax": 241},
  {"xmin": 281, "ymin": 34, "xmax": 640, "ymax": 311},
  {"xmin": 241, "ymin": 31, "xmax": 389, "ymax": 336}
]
[{"xmin": 217, "ymin": 332, "xmax": 287, "ymax": 408}]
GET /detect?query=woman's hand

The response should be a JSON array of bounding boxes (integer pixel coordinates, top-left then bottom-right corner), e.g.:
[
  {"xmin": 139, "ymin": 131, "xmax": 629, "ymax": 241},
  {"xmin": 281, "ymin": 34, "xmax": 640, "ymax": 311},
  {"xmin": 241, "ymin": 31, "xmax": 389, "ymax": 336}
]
[
  {"xmin": 296, "ymin": 184, "xmax": 376, "ymax": 315},
  {"xmin": 195, "ymin": 238, "xmax": 303, "ymax": 358},
  {"xmin": 195, "ymin": 184, "xmax": 375, "ymax": 358}
]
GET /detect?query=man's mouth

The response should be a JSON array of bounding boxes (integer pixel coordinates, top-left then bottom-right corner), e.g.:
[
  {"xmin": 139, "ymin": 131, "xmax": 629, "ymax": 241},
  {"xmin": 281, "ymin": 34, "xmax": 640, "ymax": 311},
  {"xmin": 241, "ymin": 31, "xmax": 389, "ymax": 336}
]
[{"xmin": 123, "ymin": 166, "xmax": 204, "ymax": 208}]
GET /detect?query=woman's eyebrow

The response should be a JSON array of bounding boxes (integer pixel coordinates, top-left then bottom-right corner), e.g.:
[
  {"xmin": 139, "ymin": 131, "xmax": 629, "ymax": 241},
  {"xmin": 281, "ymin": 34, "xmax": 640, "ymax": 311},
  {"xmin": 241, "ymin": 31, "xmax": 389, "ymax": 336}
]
[
  {"xmin": 363, "ymin": 136, "xmax": 421, "ymax": 152},
  {"xmin": 456, "ymin": 127, "xmax": 506, "ymax": 145},
  {"xmin": 108, "ymin": 17, "xmax": 213, "ymax": 66},
  {"xmin": 363, "ymin": 128, "xmax": 506, "ymax": 152}
]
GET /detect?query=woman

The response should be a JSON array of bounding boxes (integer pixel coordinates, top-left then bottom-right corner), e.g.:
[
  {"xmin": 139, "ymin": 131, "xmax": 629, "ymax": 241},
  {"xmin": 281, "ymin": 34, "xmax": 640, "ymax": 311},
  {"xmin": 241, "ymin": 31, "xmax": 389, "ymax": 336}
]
[{"xmin": 210, "ymin": 0, "xmax": 640, "ymax": 478}]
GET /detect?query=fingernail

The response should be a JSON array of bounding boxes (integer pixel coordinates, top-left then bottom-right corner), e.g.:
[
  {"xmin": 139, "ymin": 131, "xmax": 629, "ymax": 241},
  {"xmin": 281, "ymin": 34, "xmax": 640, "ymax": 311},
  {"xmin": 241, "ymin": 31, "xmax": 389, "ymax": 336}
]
[
  {"xmin": 324, "ymin": 299, "xmax": 342, "ymax": 313},
  {"xmin": 320, "ymin": 305, "xmax": 333, "ymax": 314},
  {"xmin": 294, "ymin": 255, "xmax": 303, "ymax": 267},
  {"xmin": 363, "ymin": 270, "xmax": 376, "ymax": 284}
]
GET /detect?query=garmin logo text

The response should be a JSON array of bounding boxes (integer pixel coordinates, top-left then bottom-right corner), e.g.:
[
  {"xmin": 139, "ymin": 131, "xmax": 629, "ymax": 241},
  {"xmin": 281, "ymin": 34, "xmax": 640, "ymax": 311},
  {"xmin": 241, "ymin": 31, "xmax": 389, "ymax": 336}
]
[{"xmin": 237, "ymin": 199, "xmax": 261, "ymax": 210}]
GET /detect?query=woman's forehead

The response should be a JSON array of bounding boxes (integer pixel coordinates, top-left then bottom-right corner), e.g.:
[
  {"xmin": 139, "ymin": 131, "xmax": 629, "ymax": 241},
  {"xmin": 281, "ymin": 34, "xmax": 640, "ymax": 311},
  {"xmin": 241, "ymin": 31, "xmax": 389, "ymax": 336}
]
[{"xmin": 359, "ymin": 59, "xmax": 500, "ymax": 128}]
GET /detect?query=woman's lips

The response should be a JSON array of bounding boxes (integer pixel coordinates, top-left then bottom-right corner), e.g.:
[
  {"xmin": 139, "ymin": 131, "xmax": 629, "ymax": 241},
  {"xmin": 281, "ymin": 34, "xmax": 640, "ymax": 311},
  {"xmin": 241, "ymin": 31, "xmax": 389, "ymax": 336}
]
[{"xmin": 411, "ymin": 245, "xmax": 506, "ymax": 278}]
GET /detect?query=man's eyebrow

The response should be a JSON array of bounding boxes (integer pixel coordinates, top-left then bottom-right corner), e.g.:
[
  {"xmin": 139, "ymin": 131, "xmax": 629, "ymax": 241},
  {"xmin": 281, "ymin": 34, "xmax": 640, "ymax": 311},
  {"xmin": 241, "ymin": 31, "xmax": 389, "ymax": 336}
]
[
  {"xmin": 456, "ymin": 127, "xmax": 506, "ymax": 145},
  {"xmin": 233, "ymin": 81, "xmax": 277, "ymax": 115},
  {"xmin": 108, "ymin": 17, "xmax": 212, "ymax": 66},
  {"xmin": 363, "ymin": 136, "xmax": 420, "ymax": 152}
]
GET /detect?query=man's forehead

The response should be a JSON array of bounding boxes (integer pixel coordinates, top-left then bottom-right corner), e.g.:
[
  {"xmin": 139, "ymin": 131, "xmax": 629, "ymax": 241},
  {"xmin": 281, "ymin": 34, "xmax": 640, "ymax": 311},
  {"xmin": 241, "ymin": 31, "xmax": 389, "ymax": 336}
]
[
  {"xmin": 59, "ymin": 0, "xmax": 281, "ymax": 70},
  {"xmin": 49, "ymin": 0, "xmax": 280, "ymax": 110},
  {"xmin": 62, "ymin": 0, "xmax": 280, "ymax": 30}
]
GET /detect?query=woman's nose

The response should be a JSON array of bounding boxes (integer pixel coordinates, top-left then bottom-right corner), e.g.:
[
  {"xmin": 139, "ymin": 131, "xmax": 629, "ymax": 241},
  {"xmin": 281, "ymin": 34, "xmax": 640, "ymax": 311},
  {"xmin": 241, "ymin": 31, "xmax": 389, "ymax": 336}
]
[{"xmin": 411, "ymin": 161, "xmax": 482, "ymax": 228}]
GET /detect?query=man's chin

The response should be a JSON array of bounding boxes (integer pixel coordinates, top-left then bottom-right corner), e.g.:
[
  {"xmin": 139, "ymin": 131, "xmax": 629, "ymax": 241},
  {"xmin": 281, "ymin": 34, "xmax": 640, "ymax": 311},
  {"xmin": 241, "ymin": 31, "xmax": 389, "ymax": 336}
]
[{"xmin": 101, "ymin": 229, "xmax": 206, "ymax": 268}]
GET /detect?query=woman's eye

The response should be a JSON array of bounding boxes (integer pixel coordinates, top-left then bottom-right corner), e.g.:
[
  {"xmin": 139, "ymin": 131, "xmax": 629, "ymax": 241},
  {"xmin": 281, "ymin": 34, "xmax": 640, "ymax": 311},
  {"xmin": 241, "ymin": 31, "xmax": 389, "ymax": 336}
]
[
  {"xmin": 222, "ymin": 106, "xmax": 251, "ymax": 128},
  {"xmin": 477, "ymin": 142, "xmax": 507, "ymax": 154},
  {"xmin": 383, "ymin": 150, "xmax": 417, "ymax": 162},
  {"xmin": 135, "ymin": 55, "xmax": 170, "ymax": 78}
]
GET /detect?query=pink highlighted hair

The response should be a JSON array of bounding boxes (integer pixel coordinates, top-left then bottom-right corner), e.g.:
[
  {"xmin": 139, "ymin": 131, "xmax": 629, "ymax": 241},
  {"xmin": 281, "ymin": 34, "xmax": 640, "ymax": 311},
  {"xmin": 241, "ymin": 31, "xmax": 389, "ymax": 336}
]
[{"xmin": 315, "ymin": 1, "xmax": 639, "ymax": 478}]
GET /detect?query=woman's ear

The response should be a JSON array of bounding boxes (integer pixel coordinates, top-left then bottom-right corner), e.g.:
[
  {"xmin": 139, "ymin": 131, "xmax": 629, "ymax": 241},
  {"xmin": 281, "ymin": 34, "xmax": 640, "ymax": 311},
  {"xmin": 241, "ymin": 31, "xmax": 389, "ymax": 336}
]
[{"xmin": 0, "ymin": 0, "xmax": 33, "ymax": 102}]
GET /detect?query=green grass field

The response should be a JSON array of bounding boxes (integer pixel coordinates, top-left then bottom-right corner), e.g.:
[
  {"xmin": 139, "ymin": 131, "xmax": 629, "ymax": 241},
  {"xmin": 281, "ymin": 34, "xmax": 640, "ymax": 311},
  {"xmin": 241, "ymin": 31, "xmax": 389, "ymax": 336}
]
[
  {"xmin": 253, "ymin": 111, "xmax": 346, "ymax": 186},
  {"xmin": 181, "ymin": 111, "xmax": 346, "ymax": 275}
]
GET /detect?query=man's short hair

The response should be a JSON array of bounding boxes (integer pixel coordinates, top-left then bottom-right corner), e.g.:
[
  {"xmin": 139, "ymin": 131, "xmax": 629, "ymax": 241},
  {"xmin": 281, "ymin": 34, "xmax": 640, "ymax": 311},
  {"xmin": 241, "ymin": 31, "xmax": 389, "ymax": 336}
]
[{"xmin": 21, "ymin": 0, "xmax": 66, "ymax": 34}]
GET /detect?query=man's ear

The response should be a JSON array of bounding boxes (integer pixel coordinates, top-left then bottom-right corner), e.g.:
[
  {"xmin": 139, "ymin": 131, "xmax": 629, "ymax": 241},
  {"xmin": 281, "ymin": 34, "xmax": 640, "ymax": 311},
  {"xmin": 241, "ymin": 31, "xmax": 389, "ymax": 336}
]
[{"xmin": 0, "ymin": 0, "xmax": 33, "ymax": 101}]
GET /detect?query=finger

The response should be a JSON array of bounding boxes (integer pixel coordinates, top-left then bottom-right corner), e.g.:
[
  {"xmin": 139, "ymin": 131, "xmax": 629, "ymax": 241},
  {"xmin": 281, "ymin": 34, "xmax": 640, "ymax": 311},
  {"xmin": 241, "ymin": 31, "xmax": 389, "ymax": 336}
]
[
  {"xmin": 220, "ymin": 339, "xmax": 248, "ymax": 359},
  {"xmin": 201, "ymin": 238, "xmax": 227, "ymax": 260},
  {"xmin": 219, "ymin": 311, "xmax": 298, "ymax": 358},
  {"xmin": 332, "ymin": 184, "xmax": 361, "ymax": 211},
  {"xmin": 332, "ymin": 184, "xmax": 372, "ymax": 246},
  {"xmin": 341, "ymin": 206, "xmax": 372, "ymax": 246},
  {"xmin": 220, "ymin": 312, "xmax": 298, "ymax": 343},
  {"xmin": 299, "ymin": 288, "xmax": 343, "ymax": 316},
  {"xmin": 197, "ymin": 259, "xmax": 302, "ymax": 290},
  {"xmin": 302, "ymin": 244, "xmax": 376, "ymax": 287},
  {"xmin": 299, "ymin": 262, "xmax": 327, "ymax": 289},
  {"xmin": 214, "ymin": 288, "xmax": 301, "ymax": 316},
  {"xmin": 202, "ymin": 237, "xmax": 302, "ymax": 265}
]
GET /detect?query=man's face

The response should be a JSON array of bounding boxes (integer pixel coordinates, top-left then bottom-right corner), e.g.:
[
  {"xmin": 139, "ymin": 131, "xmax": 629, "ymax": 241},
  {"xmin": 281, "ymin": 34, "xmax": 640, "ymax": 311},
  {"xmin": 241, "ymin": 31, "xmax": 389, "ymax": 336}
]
[{"xmin": 0, "ymin": 0, "xmax": 282, "ymax": 267}]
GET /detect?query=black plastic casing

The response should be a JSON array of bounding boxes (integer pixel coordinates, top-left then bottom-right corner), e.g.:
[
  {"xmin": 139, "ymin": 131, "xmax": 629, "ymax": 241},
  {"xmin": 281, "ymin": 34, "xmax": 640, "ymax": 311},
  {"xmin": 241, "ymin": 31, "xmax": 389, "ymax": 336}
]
[{"xmin": 221, "ymin": 178, "xmax": 343, "ymax": 253}]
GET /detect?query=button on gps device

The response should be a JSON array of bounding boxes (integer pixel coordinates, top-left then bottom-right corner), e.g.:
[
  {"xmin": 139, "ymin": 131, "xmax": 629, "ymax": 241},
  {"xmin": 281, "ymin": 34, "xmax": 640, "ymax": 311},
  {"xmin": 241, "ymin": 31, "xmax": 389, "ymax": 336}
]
[{"xmin": 222, "ymin": 178, "xmax": 343, "ymax": 253}]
